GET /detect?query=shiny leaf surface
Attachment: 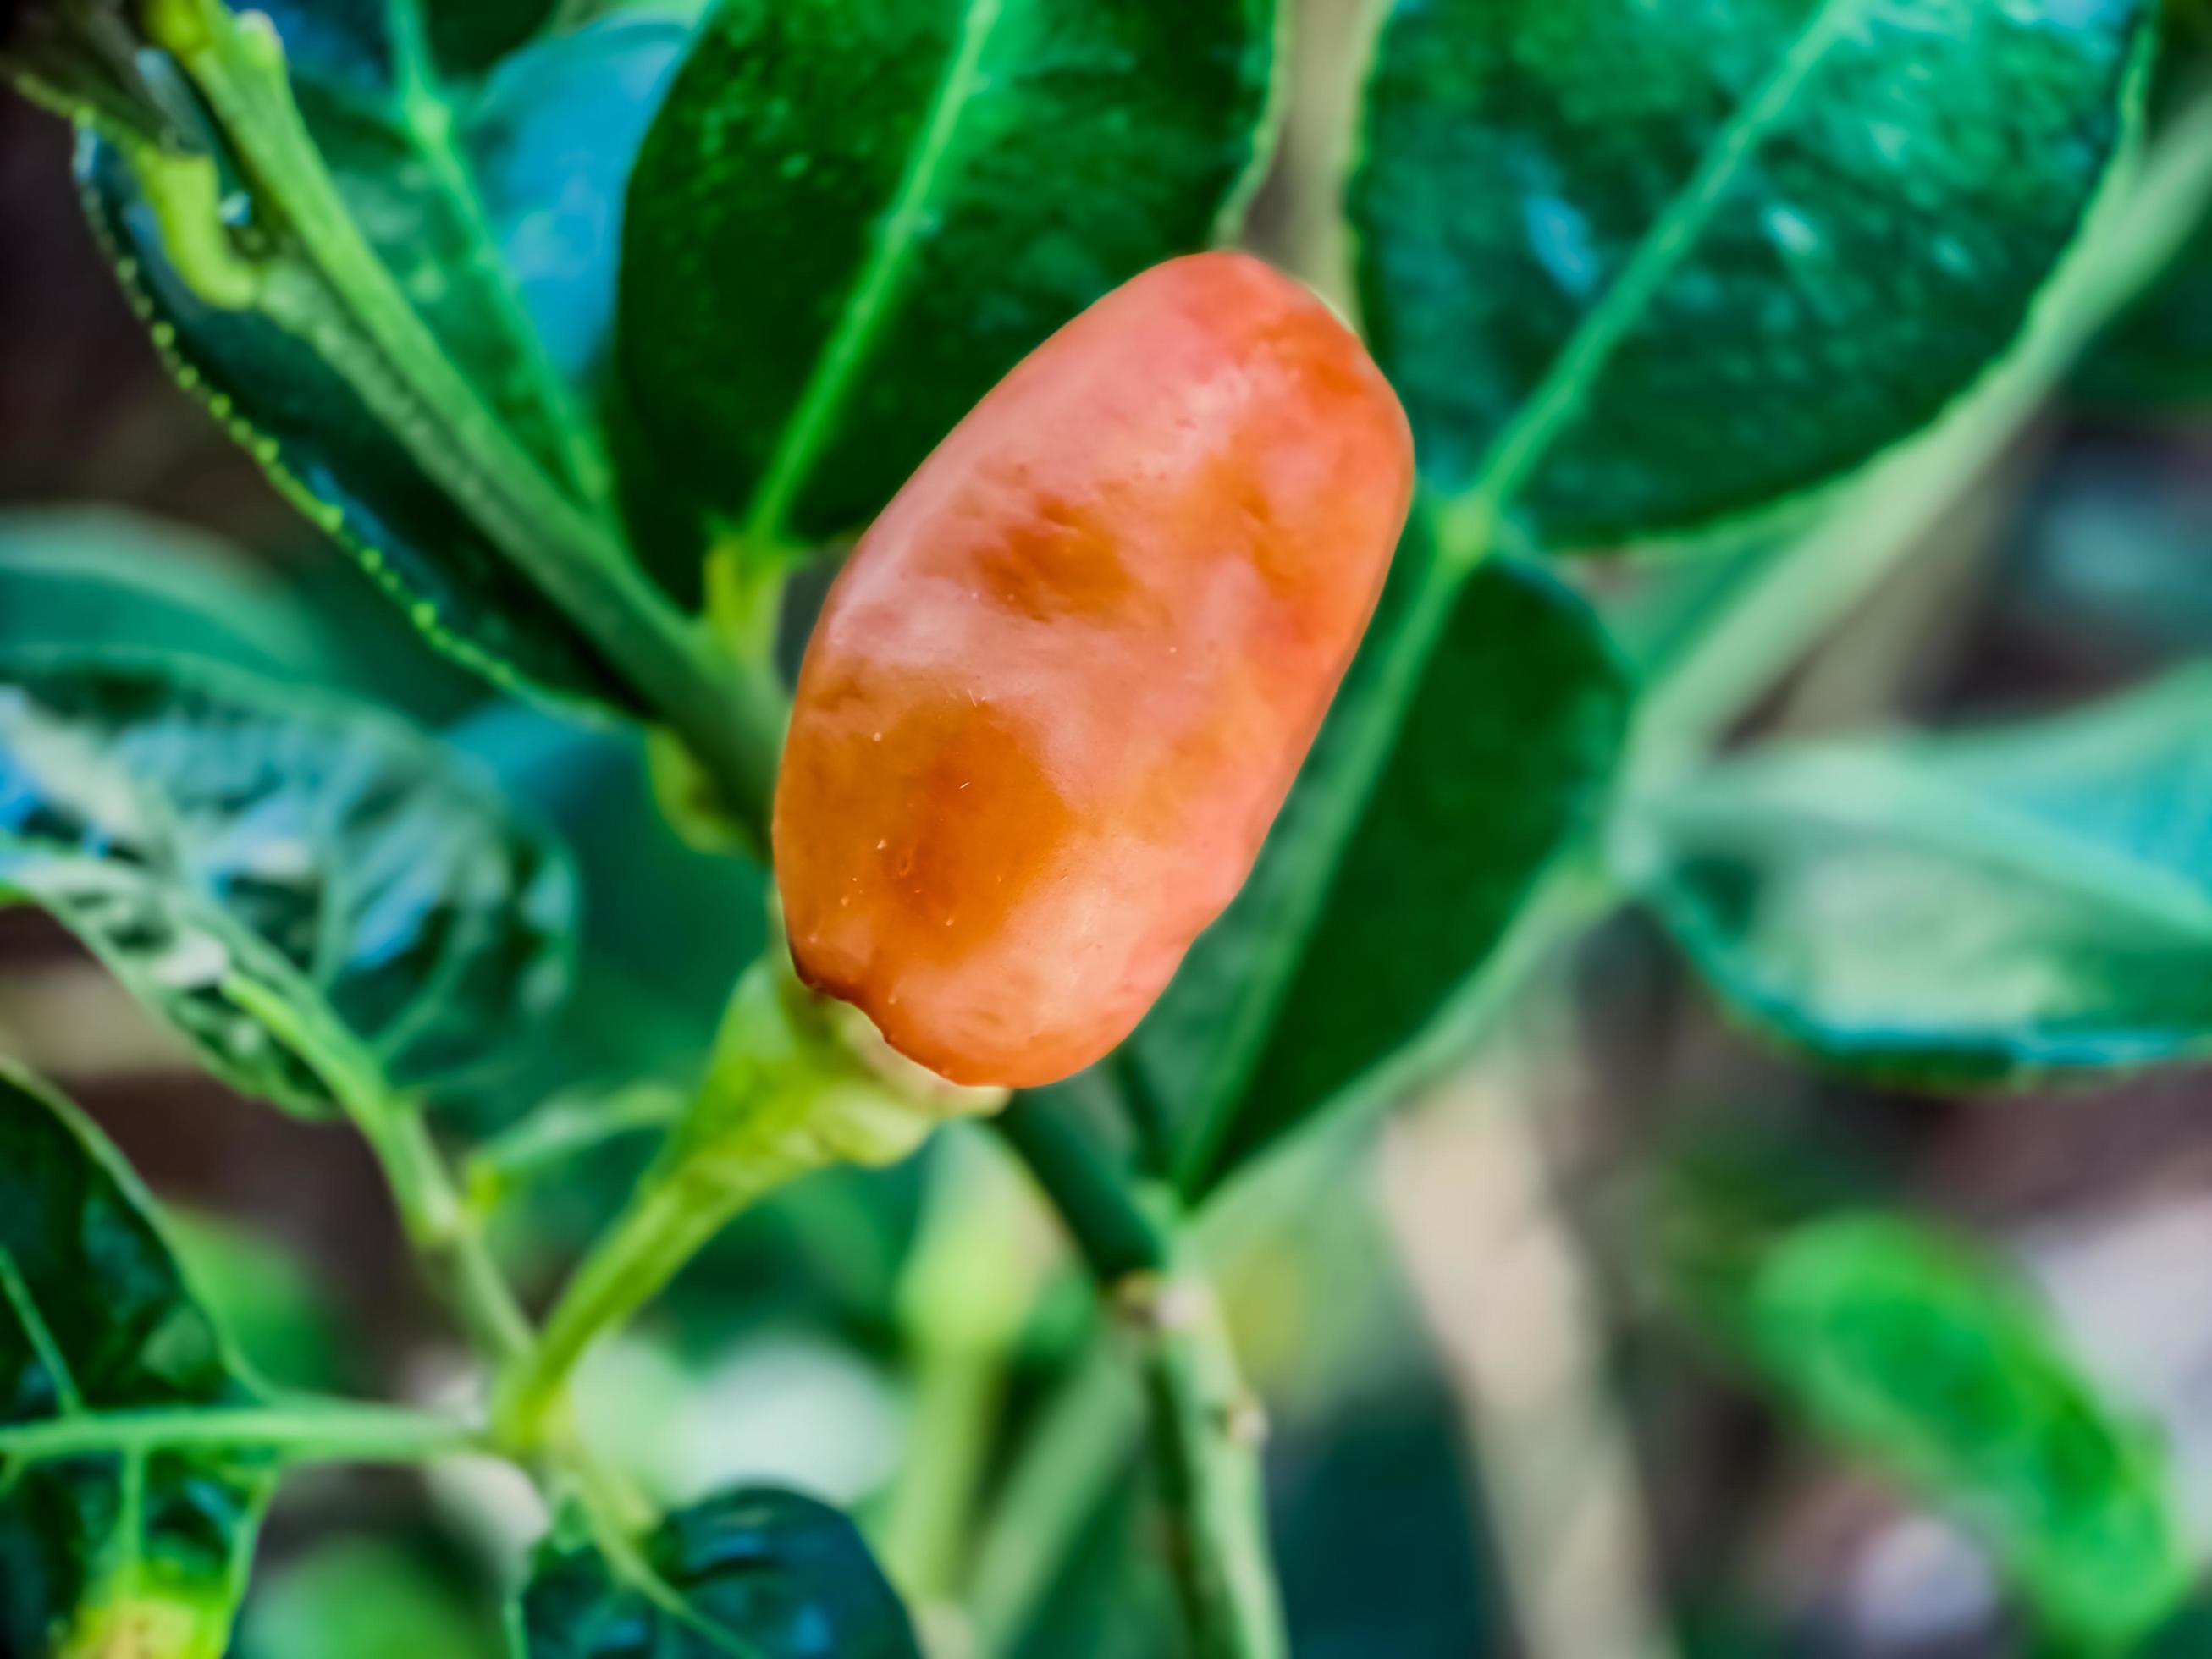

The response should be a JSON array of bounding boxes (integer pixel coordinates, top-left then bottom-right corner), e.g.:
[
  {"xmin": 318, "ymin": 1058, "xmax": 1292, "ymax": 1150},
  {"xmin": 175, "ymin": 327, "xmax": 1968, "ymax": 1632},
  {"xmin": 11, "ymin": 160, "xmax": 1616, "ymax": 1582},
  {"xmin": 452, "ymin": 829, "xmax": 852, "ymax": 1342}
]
[
  {"xmin": 81, "ymin": 7, "xmax": 691, "ymax": 708},
  {"xmin": 618, "ymin": 0, "xmax": 1279, "ymax": 557},
  {"xmin": 1620, "ymin": 664, "xmax": 2212, "ymax": 1085},
  {"xmin": 517, "ymin": 1486, "xmax": 920, "ymax": 1658},
  {"xmin": 1353, "ymin": 0, "xmax": 2151, "ymax": 549},
  {"xmin": 0, "ymin": 1061, "xmax": 273, "ymax": 1659},
  {"xmin": 0, "ymin": 651, "xmax": 576, "ymax": 1116}
]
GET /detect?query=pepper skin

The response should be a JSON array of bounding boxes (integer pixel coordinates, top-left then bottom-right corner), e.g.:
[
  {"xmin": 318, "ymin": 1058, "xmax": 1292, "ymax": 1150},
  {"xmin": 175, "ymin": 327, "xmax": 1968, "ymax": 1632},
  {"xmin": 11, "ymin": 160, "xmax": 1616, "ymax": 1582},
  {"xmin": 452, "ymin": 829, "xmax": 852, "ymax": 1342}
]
[{"xmin": 774, "ymin": 251, "xmax": 1415, "ymax": 1089}]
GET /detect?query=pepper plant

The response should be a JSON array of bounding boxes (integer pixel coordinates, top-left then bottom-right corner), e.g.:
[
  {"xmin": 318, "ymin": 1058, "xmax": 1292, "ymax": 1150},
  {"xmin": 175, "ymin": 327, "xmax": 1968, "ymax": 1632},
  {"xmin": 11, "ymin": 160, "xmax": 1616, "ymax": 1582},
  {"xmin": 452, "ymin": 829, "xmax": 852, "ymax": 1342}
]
[{"xmin": 3, "ymin": 0, "xmax": 2210, "ymax": 1653}]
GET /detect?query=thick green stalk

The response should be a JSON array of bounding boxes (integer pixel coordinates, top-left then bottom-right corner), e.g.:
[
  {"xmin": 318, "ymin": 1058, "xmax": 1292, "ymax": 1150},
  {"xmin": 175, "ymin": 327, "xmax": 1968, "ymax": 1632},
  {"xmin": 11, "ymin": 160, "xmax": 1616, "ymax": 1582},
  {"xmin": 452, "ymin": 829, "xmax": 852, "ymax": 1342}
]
[
  {"xmin": 496, "ymin": 956, "xmax": 972, "ymax": 1452},
  {"xmin": 997, "ymin": 1106, "xmax": 1286, "ymax": 1659},
  {"xmin": 1127, "ymin": 1268, "xmax": 1288, "ymax": 1659}
]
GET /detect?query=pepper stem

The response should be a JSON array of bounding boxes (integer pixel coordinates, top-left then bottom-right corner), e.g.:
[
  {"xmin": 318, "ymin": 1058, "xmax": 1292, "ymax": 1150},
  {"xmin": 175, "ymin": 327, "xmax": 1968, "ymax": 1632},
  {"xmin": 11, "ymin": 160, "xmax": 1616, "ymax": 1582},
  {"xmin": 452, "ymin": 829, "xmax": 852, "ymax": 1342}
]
[{"xmin": 496, "ymin": 949, "xmax": 1002, "ymax": 1452}]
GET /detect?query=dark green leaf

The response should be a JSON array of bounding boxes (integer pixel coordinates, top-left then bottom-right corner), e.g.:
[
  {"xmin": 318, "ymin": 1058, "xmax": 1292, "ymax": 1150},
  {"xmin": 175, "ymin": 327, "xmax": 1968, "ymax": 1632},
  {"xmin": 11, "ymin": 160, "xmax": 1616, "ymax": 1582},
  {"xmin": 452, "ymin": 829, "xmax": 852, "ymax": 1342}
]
[
  {"xmin": 2078, "ymin": 206, "xmax": 2212, "ymax": 406},
  {"xmin": 442, "ymin": 703, "xmax": 763, "ymax": 1122},
  {"xmin": 1137, "ymin": 535, "xmax": 1630, "ymax": 1194},
  {"xmin": 80, "ymin": 5, "xmax": 691, "ymax": 709},
  {"xmin": 618, "ymin": 0, "xmax": 1279, "ymax": 561},
  {"xmin": 1620, "ymin": 664, "xmax": 2212, "ymax": 1087},
  {"xmin": 1352, "ymin": 0, "xmax": 2151, "ymax": 550},
  {"xmin": 0, "ymin": 651, "xmax": 576, "ymax": 1116},
  {"xmin": 0, "ymin": 0, "xmax": 179, "ymax": 143},
  {"xmin": 516, "ymin": 1486, "xmax": 921, "ymax": 1658},
  {"xmin": 0, "ymin": 1061, "xmax": 274, "ymax": 1659},
  {"xmin": 1734, "ymin": 1215, "xmax": 2188, "ymax": 1645}
]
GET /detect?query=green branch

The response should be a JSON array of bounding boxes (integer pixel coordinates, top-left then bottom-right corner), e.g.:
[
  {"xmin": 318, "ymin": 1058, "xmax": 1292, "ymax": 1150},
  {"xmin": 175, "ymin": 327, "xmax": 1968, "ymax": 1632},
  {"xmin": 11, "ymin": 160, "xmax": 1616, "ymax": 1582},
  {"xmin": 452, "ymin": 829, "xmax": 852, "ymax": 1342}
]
[{"xmin": 0, "ymin": 1402, "xmax": 478, "ymax": 1467}]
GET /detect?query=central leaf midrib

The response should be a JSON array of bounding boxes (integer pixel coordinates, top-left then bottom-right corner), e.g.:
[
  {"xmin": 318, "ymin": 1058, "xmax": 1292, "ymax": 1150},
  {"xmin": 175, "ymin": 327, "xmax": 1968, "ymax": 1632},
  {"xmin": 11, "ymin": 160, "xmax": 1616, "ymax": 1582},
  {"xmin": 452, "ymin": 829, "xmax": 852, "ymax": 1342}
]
[
  {"xmin": 1177, "ymin": 0, "xmax": 1873, "ymax": 1188},
  {"xmin": 1662, "ymin": 754, "xmax": 2212, "ymax": 942},
  {"xmin": 740, "ymin": 0, "xmax": 1013, "ymax": 545},
  {"xmin": 383, "ymin": 0, "xmax": 616, "ymax": 516}
]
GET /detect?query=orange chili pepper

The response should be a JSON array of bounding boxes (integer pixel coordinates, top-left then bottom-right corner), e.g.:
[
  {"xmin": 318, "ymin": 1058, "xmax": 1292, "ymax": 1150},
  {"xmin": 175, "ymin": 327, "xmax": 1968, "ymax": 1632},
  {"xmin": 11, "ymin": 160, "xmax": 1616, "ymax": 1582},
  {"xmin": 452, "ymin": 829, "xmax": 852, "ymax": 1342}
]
[{"xmin": 774, "ymin": 252, "xmax": 1415, "ymax": 1089}]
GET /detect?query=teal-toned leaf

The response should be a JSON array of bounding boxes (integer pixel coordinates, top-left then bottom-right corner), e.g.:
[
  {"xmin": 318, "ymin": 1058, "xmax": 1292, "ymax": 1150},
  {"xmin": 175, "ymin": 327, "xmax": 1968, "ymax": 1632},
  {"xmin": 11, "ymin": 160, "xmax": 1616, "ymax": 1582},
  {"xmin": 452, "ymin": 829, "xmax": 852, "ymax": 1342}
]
[
  {"xmin": 0, "ymin": 1060, "xmax": 275, "ymax": 1659},
  {"xmin": 1351, "ymin": 0, "xmax": 2151, "ymax": 551},
  {"xmin": 441, "ymin": 703, "xmax": 763, "ymax": 1122},
  {"xmin": 0, "ymin": 508, "xmax": 328, "ymax": 679},
  {"xmin": 1732, "ymin": 1214, "xmax": 2189, "ymax": 1646},
  {"xmin": 617, "ymin": 0, "xmax": 1280, "ymax": 559},
  {"xmin": 1619, "ymin": 664, "xmax": 2212, "ymax": 1087},
  {"xmin": 80, "ymin": 5, "xmax": 691, "ymax": 709},
  {"xmin": 0, "ymin": 651, "xmax": 576, "ymax": 1116},
  {"xmin": 516, "ymin": 1486, "xmax": 921, "ymax": 1657},
  {"xmin": 1135, "ymin": 533, "xmax": 1630, "ymax": 1194}
]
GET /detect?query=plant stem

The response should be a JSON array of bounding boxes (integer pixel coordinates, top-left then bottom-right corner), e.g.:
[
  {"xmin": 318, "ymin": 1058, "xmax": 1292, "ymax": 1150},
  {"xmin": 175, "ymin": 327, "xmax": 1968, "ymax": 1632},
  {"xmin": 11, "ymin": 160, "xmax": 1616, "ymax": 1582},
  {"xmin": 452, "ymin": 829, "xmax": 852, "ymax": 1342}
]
[
  {"xmin": 1124, "ymin": 1267, "xmax": 1288, "ymax": 1659},
  {"xmin": 496, "ymin": 1164, "xmax": 758, "ymax": 1451},
  {"xmin": 221, "ymin": 977, "xmax": 538, "ymax": 1375},
  {"xmin": 152, "ymin": 0, "xmax": 786, "ymax": 841},
  {"xmin": 0, "ymin": 1402, "xmax": 479, "ymax": 1466},
  {"xmin": 996, "ymin": 1105, "xmax": 1286, "ymax": 1658},
  {"xmin": 496, "ymin": 956, "xmax": 959, "ymax": 1451},
  {"xmin": 880, "ymin": 1133, "xmax": 1047, "ymax": 1611},
  {"xmin": 366, "ymin": 1111, "xmax": 540, "ymax": 1372},
  {"xmin": 996, "ymin": 1098, "xmax": 1172, "ymax": 1280}
]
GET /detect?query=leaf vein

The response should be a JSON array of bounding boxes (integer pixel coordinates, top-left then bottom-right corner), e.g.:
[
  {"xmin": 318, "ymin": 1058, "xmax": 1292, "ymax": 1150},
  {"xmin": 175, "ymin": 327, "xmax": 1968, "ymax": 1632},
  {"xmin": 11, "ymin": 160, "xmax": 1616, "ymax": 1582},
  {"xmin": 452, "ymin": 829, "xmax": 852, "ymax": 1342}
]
[
  {"xmin": 0, "ymin": 1246, "xmax": 86, "ymax": 1420},
  {"xmin": 741, "ymin": 0, "xmax": 1012, "ymax": 543}
]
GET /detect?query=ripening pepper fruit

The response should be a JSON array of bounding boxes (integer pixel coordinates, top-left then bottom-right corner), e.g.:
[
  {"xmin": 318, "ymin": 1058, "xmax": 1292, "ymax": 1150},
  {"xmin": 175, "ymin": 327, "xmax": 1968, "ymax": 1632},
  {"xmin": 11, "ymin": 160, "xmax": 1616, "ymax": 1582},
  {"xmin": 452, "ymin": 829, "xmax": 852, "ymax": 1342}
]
[{"xmin": 774, "ymin": 251, "xmax": 1415, "ymax": 1089}]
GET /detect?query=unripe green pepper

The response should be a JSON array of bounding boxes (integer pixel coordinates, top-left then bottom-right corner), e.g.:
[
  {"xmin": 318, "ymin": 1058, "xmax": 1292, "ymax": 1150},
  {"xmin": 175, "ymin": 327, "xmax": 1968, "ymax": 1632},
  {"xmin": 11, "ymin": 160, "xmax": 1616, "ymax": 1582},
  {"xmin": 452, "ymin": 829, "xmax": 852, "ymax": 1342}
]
[{"xmin": 776, "ymin": 252, "xmax": 1414, "ymax": 1088}]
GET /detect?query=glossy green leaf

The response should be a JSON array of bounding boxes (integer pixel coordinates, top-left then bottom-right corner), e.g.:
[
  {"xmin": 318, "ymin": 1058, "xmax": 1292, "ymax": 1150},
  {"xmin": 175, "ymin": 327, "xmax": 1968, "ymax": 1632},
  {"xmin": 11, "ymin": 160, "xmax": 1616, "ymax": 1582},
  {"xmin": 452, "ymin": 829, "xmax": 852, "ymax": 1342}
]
[
  {"xmin": 1735, "ymin": 1215, "xmax": 2189, "ymax": 1645},
  {"xmin": 1134, "ymin": 534, "xmax": 1630, "ymax": 1194},
  {"xmin": 1619, "ymin": 664, "xmax": 2212, "ymax": 1087},
  {"xmin": 0, "ymin": 1061, "xmax": 274, "ymax": 1659},
  {"xmin": 1351, "ymin": 0, "xmax": 2152, "ymax": 550},
  {"xmin": 0, "ymin": 651, "xmax": 576, "ymax": 1116},
  {"xmin": 80, "ymin": 4, "xmax": 692, "ymax": 709},
  {"xmin": 516, "ymin": 1486, "xmax": 921, "ymax": 1658},
  {"xmin": 617, "ymin": 0, "xmax": 1279, "ymax": 558}
]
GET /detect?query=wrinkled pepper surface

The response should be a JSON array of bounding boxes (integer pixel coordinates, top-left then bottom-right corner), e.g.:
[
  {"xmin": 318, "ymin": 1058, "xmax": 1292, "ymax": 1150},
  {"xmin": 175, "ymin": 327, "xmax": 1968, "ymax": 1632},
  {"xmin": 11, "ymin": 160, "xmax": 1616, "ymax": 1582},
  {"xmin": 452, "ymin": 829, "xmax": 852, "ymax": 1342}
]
[{"xmin": 775, "ymin": 252, "xmax": 1415, "ymax": 1088}]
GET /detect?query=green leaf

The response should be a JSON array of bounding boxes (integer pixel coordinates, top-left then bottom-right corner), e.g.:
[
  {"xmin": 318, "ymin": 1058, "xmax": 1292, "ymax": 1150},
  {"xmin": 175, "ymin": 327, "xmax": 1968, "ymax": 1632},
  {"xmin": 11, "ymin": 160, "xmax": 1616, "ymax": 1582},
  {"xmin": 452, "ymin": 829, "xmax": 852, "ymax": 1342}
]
[
  {"xmin": 0, "ymin": 508, "xmax": 328, "ymax": 679},
  {"xmin": 0, "ymin": 1061, "xmax": 275, "ymax": 1659},
  {"xmin": 80, "ymin": 4, "xmax": 692, "ymax": 709},
  {"xmin": 617, "ymin": 0, "xmax": 1280, "ymax": 558},
  {"xmin": 165, "ymin": 1212, "xmax": 351, "ymax": 1393},
  {"xmin": 0, "ymin": 651, "xmax": 576, "ymax": 1116},
  {"xmin": 1619, "ymin": 664, "xmax": 2212, "ymax": 1087},
  {"xmin": 516, "ymin": 1486, "xmax": 921, "ymax": 1657},
  {"xmin": 1732, "ymin": 1214, "xmax": 2189, "ymax": 1645},
  {"xmin": 1351, "ymin": 0, "xmax": 2152, "ymax": 551},
  {"xmin": 442, "ymin": 704, "xmax": 764, "ymax": 1122},
  {"xmin": 1137, "ymin": 536, "xmax": 1630, "ymax": 1194}
]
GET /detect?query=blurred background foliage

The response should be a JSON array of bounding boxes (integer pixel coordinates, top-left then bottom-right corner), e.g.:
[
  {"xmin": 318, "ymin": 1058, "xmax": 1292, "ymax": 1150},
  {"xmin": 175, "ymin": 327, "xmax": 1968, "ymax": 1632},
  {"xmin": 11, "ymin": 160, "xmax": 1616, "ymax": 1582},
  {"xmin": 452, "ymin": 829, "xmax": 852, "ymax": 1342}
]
[{"xmin": 5, "ymin": 0, "xmax": 2212, "ymax": 1654}]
